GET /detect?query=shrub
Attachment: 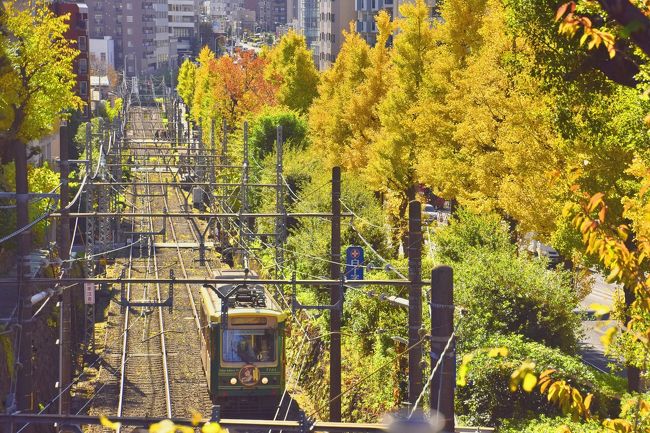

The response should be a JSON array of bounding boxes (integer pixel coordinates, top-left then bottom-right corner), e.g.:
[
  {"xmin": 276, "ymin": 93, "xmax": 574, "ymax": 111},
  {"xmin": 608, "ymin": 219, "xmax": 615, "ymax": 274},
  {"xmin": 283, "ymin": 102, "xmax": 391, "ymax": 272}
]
[
  {"xmin": 434, "ymin": 210, "xmax": 581, "ymax": 352},
  {"xmin": 456, "ymin": 334, "xmax": 623, "ymax": 427},
  {"xmin": 454, "ymin": 247, "xmax": 581, "ymax": 352},
  {"xmin": 499, "ymin": 415, "xmax": 604, "ymax": 433},
  {"xmin": 249, "ymin": 107, "xmax": 308, "ymax": 160},
  {"xmin": 433, "ymin": 209, "xmax": 514, "ymax": 263}
]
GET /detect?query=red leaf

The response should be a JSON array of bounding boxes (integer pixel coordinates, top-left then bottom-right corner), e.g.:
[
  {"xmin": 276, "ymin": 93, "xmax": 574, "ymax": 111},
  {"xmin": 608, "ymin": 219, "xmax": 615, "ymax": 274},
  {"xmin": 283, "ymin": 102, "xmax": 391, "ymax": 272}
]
[{"xmin": 555, "ymin": 2, "xmax": 573, "ymax": 21}]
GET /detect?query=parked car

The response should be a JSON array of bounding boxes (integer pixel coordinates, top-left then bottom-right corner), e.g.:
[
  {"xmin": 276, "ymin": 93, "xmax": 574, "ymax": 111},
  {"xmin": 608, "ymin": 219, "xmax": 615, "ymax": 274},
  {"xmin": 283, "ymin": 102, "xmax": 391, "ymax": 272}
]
[
  {"xmin": 422, "ymin": 204, "xmax": 436, "ymax": 224},
  {"xmin": 527, "ymin": 239, "xmax": 562, "ymax": 268}
]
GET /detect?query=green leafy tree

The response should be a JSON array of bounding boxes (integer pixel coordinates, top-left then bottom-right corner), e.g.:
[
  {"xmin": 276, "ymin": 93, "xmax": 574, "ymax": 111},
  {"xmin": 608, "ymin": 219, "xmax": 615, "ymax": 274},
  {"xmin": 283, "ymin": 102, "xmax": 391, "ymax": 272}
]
[
  {"xmin": 105, "ymin": 98, "xmax": 123, "ymax": 122},
  {"xmin": 249, "ymin": 107, "xmax": 308, "ymax": 160},
  {"xmin": 265, "ymin": 30, "xmax": 319, "ymax": 113},
  {"xmin": 0, "ymin": 0, "xmax": 83, "ymax": 162},
  {"xmin": 0, "ymin": 161, "xmax": 59, "ymax": 245},
  {"xmin": 434, "ymin": 210, "xmax": 581, "ymax": 353},
  {"xmin": 457, "ymin": 334, "xmax": 622, "ymax": 427}
]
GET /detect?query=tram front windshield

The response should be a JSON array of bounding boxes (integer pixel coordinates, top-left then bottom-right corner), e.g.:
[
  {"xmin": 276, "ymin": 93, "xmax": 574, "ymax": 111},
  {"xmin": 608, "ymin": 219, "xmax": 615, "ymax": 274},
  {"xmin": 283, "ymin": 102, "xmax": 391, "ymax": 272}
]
[{"xmin": 222, "ymin": 329, "xmax": 276, "ymax": 364}]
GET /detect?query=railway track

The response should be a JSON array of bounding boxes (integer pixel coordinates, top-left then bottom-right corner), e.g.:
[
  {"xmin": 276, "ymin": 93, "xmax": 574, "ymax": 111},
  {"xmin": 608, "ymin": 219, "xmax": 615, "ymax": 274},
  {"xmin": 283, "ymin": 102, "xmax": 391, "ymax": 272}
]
[
  {"xmin": 83, "ymin": 105, "xmax": 213, "ymax": 431},
  {"xmin": 116, "ymin": 165, "xmax": 172, "ymax": 432}
]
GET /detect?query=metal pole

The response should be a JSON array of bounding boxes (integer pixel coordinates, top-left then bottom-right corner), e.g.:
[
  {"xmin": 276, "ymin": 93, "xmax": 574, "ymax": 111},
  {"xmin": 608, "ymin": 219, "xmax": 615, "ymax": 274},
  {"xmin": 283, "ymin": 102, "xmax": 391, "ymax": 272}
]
[
  {"xmin": 220, "ymin": 119, "xmax": 228, "ymax": 250},
  {"xmin": 275, "ymin": 126, "xmax": 284, "ymax": 277},
  {"xmin": 408, "ymin": 200, "xmax": 423, "ymax": 406},
  {"xmin": 58, "ymin": 121, "xmax": 72, "ymax": 415},
  {"xmin": 14, "ymin": 135, "xmax": 33, "ymax": 426},
  {"xmin": 84, "ymin": 122, "xmax": 95, "ymax": 352},
  {"xmin": 430, "ymin": 266, "xmax": 454, "ymax": 432},
  {"xmin": 329, "ymin": 166, "xmax": 342, "ymax": 422},
  {"xmin": 210, "ymin": 118, "xmax": 216, "ymax": 201},
  {"xmin": 240, "ymin": 122, "xmax": 249, "ymax": 262}
]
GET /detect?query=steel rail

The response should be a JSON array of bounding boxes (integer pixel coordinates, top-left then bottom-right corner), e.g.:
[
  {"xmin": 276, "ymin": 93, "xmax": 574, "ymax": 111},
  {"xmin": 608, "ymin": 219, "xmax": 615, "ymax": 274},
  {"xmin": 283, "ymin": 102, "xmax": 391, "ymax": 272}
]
[
  {"xmin": 116, "ymin": 199, "xmax": 136, "ymax": 430},
  {"xmin": 146, "ymin": 172, "xmax": 173, "ymax": 419},
  {"xmin": 0, "ymin": 414, "xmax": 497, "ymax": 433},
  {"xmin": 50, "ymin": 212, "xmax": 353, "ymax": 218},
  {"xmin": 0, "ymin": 278, "xmax": 414, "ymax": 286},
  {"xmin": 92, "ymin": 182, "xmax": 279, "ymax": 187},
  {"xmin": 104, "ymin": 163, "xmax": 238, "ymax": 168},
  {"xmin": 163, "ymin": 174, "xmax": 205, "ymax": 335}
]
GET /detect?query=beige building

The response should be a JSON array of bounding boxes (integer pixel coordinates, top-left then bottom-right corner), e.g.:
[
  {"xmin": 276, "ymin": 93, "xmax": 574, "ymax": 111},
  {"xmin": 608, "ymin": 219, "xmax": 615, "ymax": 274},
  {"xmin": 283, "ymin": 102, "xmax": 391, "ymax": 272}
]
[{"xmin": 317, "ymin": 0, "xmax": 355, "ymax": 70}]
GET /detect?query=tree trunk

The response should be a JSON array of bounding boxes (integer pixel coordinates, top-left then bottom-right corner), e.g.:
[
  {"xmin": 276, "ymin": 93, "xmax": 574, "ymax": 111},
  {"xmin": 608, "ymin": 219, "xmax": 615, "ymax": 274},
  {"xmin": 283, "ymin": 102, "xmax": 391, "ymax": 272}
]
[
  {"xmin": 624, "ymin": 285, "xmax": 641, "ymax": 392},
  {"xmin": 623, "ymin": 231, "xmax": 641, "ymax": 392}
]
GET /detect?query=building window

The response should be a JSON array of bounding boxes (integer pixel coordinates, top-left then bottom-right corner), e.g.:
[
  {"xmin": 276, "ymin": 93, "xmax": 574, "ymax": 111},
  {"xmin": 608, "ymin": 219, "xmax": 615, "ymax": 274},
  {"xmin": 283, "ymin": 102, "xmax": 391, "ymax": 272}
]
[
  {"xmin": 78, "ymin": 36, "xmax": 87, "ymax": 50},
  {"xmin": 80, "ymin": 81, "xmax": 88, "ymax": 96},
  {"xmin": 127, "ymin": 15, "xmax": 133, "ymax": 23},
  {"xmin": 79, "ymin": 58, "xmax": 88, "ymax": 74}
]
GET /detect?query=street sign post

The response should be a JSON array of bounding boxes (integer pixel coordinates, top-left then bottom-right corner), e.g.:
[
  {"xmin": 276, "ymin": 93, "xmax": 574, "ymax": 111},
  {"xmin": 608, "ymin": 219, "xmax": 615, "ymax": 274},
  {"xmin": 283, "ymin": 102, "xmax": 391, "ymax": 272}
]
[
  {"xmin": 84, "ymin": 283, "xmax": 95, "ymax": 305},
  {"xmin": 345, "ymin": 246, "xmax": 364, "ymax": 280}
]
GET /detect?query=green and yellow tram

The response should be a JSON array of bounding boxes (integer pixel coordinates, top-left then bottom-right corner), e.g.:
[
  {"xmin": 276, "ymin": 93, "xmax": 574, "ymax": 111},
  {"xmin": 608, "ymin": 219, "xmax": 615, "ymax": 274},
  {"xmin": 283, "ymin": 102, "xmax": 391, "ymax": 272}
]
[{"xmin": 199, "ymin": 270, "xmax": 287, "ymax": 417}]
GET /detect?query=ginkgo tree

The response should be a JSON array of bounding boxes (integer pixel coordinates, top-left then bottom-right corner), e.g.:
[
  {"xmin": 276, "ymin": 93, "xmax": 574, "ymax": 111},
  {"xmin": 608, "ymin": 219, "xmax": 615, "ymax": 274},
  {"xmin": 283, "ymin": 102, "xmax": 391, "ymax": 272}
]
[
  {"xmin": 308, "ymin": 25, "xmax": 372, "ymax": 169},
  {"xmin": 0, "ymin": 0, "xmax": 83, "ymax": 162},
  {"xmin": 264, "ymin": 30, "xmax": 319, "ymax": 114},
  {"xmin": 176, "ymin": 58, "xmax": 197, "ymax": 114},
  {"xmin": 364, "ymin": 0, "xmax": 436, "ymax": 236}
]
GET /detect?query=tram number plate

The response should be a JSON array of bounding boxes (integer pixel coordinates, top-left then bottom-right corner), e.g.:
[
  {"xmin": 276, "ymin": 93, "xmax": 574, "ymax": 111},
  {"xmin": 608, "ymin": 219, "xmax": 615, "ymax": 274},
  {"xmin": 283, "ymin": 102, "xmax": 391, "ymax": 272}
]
[{"xmin": 84, "ymin": 283, "xmax": 96, "ymax": 305}]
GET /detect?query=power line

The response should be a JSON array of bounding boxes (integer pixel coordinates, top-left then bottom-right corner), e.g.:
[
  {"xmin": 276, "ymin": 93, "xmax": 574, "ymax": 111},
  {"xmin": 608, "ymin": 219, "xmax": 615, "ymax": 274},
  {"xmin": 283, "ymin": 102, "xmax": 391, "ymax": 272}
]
[
  {"xmin": 408, "ymin": 332, "xmax": 455, "ymax": 418},
  {"xmin": 348, "ymin": 220, "xmax": 408, "ymax": 280}
]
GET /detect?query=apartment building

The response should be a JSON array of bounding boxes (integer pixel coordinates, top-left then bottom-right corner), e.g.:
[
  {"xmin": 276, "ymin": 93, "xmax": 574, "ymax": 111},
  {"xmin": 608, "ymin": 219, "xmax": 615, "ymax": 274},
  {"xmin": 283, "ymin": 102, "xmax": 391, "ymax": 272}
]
[
  {"xmin": 317, "ymin": 0, "xmax": 355, "ymax": 70},
  {"xmin": 84, "ymin": 0, "xmax": 176, "ymax": 75},
  {"xmin": 240, "ymin": 0, "xmax": 286, "ymax": 32},
  {"xmin": 50, "ymin": 2, "xmax": 91, "ymax": 118},
  {"xmin": 355, "ymin": 0, "xmax": 438, "ymax": 46}
]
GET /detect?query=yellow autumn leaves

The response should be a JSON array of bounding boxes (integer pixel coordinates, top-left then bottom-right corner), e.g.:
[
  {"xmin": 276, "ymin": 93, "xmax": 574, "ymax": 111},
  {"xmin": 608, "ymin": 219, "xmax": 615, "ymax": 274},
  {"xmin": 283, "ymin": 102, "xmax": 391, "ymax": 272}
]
[{"xmin": 99, "ymin": 410, "xmax": 223, "ymax": 433}]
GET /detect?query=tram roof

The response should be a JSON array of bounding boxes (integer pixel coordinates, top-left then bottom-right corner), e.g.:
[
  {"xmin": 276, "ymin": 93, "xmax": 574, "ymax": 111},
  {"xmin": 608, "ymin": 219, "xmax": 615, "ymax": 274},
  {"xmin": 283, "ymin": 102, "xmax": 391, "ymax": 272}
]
[{"xmin": 200, "ymin": 270, "xmax": 286, "ymax": 323}]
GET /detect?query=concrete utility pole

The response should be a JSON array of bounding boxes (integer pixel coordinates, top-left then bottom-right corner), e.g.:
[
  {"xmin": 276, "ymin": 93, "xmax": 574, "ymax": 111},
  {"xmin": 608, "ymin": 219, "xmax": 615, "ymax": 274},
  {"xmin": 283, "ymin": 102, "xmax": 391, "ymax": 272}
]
[
  {"xmin": 430, "ymin": 266, "xmax": 454, "ymax": 432},
  {"xmin": 14, "ymin": 135, "xmax": 33, "ymax": 423},
  {"xmin": 275, "ymin": 126, "xmax": 284, "ymax": 277},
  {"xmin": 407, "ymin": 200, "xmax": 423, "ymax": 406},
  {"xmin": 58, "ymin": 121, "xmax": 72, "ymax": 415},
  {"xmin": 329, "ymin": 166, "xmax": 342, "ymax": 422}
]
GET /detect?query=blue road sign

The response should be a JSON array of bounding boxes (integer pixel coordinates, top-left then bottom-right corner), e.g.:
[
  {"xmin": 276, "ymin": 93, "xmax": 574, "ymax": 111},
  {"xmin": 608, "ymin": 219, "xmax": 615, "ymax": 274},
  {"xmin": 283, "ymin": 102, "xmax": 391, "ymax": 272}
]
[{"xmin": 345, "ymin": 246, "xmax": 364, "ymax": 280}]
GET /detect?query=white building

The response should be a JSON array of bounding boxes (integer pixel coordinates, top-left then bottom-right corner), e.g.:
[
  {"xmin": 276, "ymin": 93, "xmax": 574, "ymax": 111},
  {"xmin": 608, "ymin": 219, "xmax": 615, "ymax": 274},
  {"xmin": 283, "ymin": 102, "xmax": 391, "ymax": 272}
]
[
  {"xmin": 169, "ymin": 0, "xmax": 199, "ymax": 56},
  {"xmin": 89, "ymin": 36, "xmax": 116, "ymax": 72}
]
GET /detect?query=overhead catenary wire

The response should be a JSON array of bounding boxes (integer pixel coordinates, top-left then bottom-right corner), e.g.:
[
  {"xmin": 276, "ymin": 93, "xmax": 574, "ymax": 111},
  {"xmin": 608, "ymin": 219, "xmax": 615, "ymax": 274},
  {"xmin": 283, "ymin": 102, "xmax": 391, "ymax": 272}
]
[
  {"xmin": 340, "ymin": 199, "xmax": 401, "ymax": 232},
  {"xmin": 348, "ymin": 219, "xmax": 408, "ymax": 280},
  {"xmin": 408, "ymin": 331, "xmax": 456, "ymax": 418},
  {"xmin": 307, "ymin": 336, "xmax": 427, "ymax": 421}
]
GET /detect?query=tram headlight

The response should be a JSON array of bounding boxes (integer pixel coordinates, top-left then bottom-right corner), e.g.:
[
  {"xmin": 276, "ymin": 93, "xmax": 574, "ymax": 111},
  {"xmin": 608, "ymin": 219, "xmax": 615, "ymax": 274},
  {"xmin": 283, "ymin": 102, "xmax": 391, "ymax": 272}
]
[
  {"xmin": 261, "ymin": 377, "xmax": 269, "ymax": 385},
  {"xmin": 230, "ymin": 377, "xmax": 237, "ymax": 385}
]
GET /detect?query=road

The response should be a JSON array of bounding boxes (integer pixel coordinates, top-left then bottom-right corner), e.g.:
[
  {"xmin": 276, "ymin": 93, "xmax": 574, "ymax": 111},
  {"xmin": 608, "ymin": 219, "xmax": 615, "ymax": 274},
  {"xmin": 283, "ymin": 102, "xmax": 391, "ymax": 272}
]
[{"xmin": 578, "ymin": 272, "xmax": 622, "ymax": 374}]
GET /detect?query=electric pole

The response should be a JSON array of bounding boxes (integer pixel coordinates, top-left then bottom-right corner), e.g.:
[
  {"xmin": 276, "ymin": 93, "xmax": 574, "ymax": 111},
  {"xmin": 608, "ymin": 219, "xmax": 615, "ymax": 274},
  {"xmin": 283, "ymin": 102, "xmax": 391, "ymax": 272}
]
[
  {"xmin": 408, "ymin": 200, "xmax": 423, "ymax": 406},
  {"xmin": 15, "ymin": 134, "xmax": 33, "ymax": 430},
  {"xmin": 330, "ymin": 166, "xmax": 342, "ymax": 422},
  {"xmin": 275, "ymin": 126, "xmax": 284, "ymax": 277},
  {"xmin": 58, "ymin": 121, "xmax": 72, "ymax": 415},
  {"xmin": 430, "ymin": 265, "xmax": 454, "ymax": 432}
]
